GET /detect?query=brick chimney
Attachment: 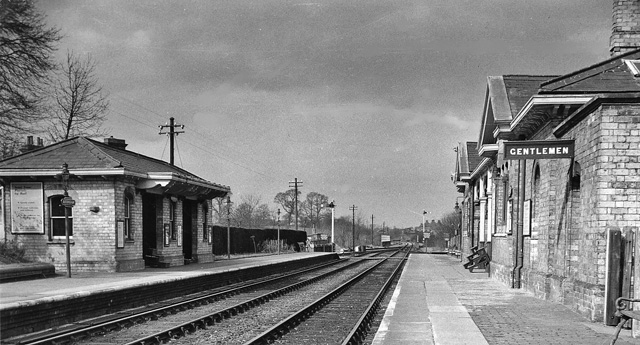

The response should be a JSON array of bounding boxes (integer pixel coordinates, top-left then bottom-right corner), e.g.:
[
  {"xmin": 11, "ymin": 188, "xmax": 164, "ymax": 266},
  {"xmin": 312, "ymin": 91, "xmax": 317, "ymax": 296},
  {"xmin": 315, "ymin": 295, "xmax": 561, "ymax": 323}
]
[
  {"xmin": 611, "ymin": 0, "xmax": 640, "ymax": 56},
  {"xmin": 103, "ymin": 136, "xmax": 127, "ymax": 150},
  {"xmin": 20, "ymin": 136, "xmax": 44, "ymax": 153}
]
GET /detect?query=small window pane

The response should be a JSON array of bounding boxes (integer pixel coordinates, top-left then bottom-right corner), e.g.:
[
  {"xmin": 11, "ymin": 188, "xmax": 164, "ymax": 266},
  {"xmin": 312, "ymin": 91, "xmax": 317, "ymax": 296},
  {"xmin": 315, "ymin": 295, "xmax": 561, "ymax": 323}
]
[
  {"xmin": 124, "ymin": 197, "xmax": 130, "ymax": 218},
  {"xmin": 52, "ymin": 218, "xmax": 73, "ymax": 237},
  {"xmin": 51, "ymin": 196, "xmax": 65, "ymax": 216}
]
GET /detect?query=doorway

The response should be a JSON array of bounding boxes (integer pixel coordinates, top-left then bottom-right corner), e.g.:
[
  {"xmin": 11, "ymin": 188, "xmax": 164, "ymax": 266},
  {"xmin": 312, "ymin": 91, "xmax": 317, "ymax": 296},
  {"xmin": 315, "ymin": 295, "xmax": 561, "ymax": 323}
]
[
  {"xmin": 182, "ymin": 200, "xmax": 195, "ymax": 261},
  {"xmin": 142, "ymin": 193, "xmax": 158, "ymax": 266}
]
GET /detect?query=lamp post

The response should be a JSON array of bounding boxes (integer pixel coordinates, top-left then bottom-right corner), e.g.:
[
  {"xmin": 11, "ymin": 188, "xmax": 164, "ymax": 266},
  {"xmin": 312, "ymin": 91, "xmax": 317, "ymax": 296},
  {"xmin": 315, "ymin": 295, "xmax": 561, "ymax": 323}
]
[
  {"xmin": 422, "ymin": 210, "xmax": 427, "ymax": 233},
  {"xmin": 226, "ymin": 196, "xmax": 232, "ymax": 260},
  {"xmin": 57, "ymin": 163, "xmax": 75, "ymax": 278},
  {"xmin": 454, "ymin": 198, "xmax": 463, "ymax": 261},
  {"xmin": 323, "ymin": 201, "xmax": 336, "ymax": 252},
  {"xmin": 277, "ymin": 208, "xmax": 281, "ymax": 255},
  {"xmin": 349, "ymin": 205, "xmax": 357, "ymax": 255}
]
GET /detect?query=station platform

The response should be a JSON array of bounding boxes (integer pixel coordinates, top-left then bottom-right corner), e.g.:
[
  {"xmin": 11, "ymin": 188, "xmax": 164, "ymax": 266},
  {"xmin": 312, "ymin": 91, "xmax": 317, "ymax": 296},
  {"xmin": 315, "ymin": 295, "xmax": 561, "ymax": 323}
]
[
  {"xmin": 0, "ymin": 252, "xmax": 338, "ymax": 339},
  {"xmin": 1, "ymin": 252, "xmax": 637, "ymax": 344},
  {"xmin": 0, "ymin": 252, "xmax": 334, "ymax": 308},
  {"xmin": 371, "ymin": 253, "xmax": 637, "ymax": 345}
]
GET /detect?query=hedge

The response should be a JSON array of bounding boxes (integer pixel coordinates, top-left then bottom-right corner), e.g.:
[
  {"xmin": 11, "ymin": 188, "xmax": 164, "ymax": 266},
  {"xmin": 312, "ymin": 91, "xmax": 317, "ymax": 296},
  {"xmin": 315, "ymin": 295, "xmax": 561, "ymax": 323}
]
[{"xmin": 211, "ymin": 226, "xmax": 307, "ymax": 255}]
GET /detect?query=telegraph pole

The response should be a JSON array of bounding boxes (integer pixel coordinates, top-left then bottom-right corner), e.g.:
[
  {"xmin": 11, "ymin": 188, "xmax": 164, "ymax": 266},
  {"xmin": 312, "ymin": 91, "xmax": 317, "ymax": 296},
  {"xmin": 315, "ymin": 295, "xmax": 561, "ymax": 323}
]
[
  {"xmin": 350, "ymin": 205, "xmax": 357, "ymax": 253},
  {"xmin": 288, "ymin": 178, "xmax": 303, "ymax": 231},
  {"xmin": 158, "ymin": 117, "xmax": 184, "ymax": 165}
]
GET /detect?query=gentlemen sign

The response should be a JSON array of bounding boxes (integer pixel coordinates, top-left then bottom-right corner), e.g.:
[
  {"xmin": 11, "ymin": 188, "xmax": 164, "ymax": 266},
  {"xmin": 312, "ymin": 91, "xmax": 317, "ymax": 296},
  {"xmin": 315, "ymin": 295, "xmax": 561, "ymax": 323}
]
[{"xmin": 504, "ymin": 140, "xmax": 574, "ymax": 160}]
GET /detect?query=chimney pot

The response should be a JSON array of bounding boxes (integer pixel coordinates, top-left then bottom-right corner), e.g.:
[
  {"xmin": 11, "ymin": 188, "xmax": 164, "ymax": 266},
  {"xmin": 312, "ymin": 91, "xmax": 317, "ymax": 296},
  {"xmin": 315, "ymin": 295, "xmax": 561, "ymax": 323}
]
[{"xmin": 103, "ymin": 136, "xmax": 128, "ymax": 150}]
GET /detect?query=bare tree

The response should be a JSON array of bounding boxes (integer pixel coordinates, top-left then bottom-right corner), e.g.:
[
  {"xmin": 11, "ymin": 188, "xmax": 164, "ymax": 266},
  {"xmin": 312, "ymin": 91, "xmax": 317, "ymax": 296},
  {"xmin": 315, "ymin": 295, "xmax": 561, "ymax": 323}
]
[
  {"xmin": 436, "ymin": 211, "xmax": 461, "ymax": 240},
  {"xmin": 0, "ymin": 0, "xmax": 61, "ymax": 157},
  {"xmin": 230, "ymin": 194, "xmax": 271, "ymax": 228},
  {"xmin": 253, "ymin": 204, "xmax": 273, "ymax": 227},
  {"xmin": 212, "ymin": 197, "xmax": 226, "ymax": 225},
  {"xmin": 46, "ymin": 51, "xmax": 109, "ymax": 141},
  {"xmin": 300, "ymin": 192, "xmax": 329, "ymax": 230},
  {"xmin": 274, "ymin": 189, "xmax": 298, "ymax": 226}
]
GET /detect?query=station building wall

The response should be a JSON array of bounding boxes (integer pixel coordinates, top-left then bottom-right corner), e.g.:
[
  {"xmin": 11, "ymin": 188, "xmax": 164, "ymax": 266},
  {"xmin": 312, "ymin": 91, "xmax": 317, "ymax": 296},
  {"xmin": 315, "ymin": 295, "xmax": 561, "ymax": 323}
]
[
  {"xmin": 2, "ymin": 178, "xmax": 143, "ymax": 273},
  {"xmin": 486, "ymin": 103, "xmax": 640, "ymax": 322},
  {"xmin": 2, "ymin": 177, "xmax": 216, "ymax": 273}
]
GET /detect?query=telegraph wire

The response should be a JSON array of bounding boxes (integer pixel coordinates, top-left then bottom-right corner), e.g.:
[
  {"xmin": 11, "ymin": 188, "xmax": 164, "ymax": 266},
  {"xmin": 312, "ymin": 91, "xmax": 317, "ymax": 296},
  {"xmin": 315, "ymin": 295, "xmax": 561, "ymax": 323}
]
[{"xmin": 112, "ymin": 96, "xmax": 276, "ymax": 177}]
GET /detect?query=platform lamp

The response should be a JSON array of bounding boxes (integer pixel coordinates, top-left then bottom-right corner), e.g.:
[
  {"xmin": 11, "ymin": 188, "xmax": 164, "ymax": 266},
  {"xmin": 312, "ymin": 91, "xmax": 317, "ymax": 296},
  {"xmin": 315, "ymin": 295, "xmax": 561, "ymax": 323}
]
[
  {"xmin": 322, "ymin": 201, "xmax": 336, "ymax": 252},
  {"xmin": 454, "ymin": 197, "xmax": 464, "ymax": 261},
  {"xmin": 56, "ymin": 163, "xmax": 76, "ymax": 278},
  {"xmin": 277, "ymin": 208, "xmax": 281, "ymax": 255},
  {"xmin": 226, "ymin": 196, "xmax": 232, "ymax": 260}
]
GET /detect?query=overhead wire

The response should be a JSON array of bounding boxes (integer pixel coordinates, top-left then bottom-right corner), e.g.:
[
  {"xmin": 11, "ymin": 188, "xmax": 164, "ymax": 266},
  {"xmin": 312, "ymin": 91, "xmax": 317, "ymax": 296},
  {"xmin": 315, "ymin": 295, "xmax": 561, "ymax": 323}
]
[{"xmin": 109, "ymin": 97, "xmax": 278, "ymax": 181}]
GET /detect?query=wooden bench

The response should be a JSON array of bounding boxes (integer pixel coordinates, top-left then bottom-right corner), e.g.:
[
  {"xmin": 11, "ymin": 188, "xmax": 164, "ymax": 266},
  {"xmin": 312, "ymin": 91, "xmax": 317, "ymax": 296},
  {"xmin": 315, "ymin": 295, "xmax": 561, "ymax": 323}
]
[
  {"xmin": 610, "ymin": 297, "xmax": 640, "ymax": 345},
  {"xmin": 463, "ymin": 246, "xmax": 490, "ymax": 272}
]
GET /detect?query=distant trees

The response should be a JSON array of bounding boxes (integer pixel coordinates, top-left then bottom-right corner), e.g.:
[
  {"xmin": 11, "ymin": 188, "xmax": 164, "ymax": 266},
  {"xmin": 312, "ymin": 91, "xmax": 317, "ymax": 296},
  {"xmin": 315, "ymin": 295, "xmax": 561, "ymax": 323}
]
[
  {"xmin": 273, "ymin": 189, "xmax": 298, "ymax": 226},
  {"xmin": 434, "ymin": 211, "xmax": 460, "ymax": 242},
  {"xmin": 300, "ymin": 192, "xmax": 329, "ymax": 230},
  {"xmin": 230, "ymin": 194, "xmax": 274, "ymax": 228}
]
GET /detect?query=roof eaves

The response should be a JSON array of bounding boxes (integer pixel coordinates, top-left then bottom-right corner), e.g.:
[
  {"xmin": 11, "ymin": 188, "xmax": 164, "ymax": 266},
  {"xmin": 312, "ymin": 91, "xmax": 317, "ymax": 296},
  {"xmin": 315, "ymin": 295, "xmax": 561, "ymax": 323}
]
[
  {"xmin": 554, "ymin": 93, "xmax": 640, "ymax": 137},
  {"xmin": 510, "ymin": 95, "xmax": 594, "ymax": 132}
]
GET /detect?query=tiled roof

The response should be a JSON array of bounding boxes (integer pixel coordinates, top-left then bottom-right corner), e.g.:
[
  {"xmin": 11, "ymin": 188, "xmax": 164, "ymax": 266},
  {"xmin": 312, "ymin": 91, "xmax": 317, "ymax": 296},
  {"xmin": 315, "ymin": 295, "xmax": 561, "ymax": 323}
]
[
  {"xmin": 502, "ymin": 75, "xmax": 558, "ymax": 118},
  {"xmin": 540, "ymin": 49, "xmax": 640, "ymax": 94},
  {"xmin": 0, "ymin": 137, "xmax": 229, "ymax": 190},
  {"xmin": 466, "ymin": 141, "xmax": 481, "ymax": 173}
]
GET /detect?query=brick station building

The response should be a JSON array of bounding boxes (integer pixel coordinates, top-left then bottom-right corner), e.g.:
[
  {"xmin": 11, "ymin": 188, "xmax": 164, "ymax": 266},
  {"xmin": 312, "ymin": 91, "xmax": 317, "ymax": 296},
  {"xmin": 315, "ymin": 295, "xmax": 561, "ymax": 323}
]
[
  {"xmin": 452, "ymin": 0, "xmax": 640, "ymax": 330},
  {"xmin": 0, "ymin": 136, "xmax": 230, "ymax": 272}
]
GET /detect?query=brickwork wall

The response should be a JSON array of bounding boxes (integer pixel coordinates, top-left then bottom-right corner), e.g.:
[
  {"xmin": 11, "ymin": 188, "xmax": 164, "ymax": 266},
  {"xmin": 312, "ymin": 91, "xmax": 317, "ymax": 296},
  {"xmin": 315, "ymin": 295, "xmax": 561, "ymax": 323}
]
[
  {"xmin": 155, "ymin": 197, "xmax": 185, "ymax": 267},
  {"xmin": 507, "ymin": 104, "xmax": 640, "ymax": 322},
  {"xmin": 5, "ymin": 178, "xmax": 121, "ymax": 272},
  {"xmin": 193, "ymin": 199, "xmax": 214, "ymax": 263},
  {"xmin": 114, "ymin": 180, "xmax": 145, "ymax": 271},
  {"xmin": 610, "ymin": 0, "xmax": 640, "ymax": 55},
  {"xmin": 489, "ymin": 236, "xmax": 513, "ymax": 286}
]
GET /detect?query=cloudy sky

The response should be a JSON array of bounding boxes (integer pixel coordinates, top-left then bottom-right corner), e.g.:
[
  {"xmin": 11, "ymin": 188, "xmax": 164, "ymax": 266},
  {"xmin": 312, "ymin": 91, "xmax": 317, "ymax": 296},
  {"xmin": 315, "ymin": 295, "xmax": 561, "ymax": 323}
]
[{"xmin": 38, "ymin": 1, "xmax": 612, "ymax": 228}]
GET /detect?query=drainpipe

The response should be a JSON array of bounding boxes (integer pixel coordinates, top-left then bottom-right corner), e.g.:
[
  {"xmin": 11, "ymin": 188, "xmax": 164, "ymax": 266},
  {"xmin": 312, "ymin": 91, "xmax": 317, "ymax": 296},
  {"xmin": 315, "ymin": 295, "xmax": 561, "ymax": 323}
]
[
  {"xmin": 513, "ymin": 159, "xmax": 526, "ymax": 288},
  {"xmin": 470, "ymin": 186, "xmax": 475, "ymax": 251}
]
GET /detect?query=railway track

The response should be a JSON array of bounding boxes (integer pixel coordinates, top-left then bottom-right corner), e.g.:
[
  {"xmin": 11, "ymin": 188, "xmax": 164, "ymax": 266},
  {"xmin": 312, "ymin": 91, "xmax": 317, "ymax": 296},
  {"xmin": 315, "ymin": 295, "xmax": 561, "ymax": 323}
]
[
  {"xmin": 243, "ymin": 248, "xmax": 409, "ymax": 345},
  {"xmin": 5, "ymin": 248, "xmax": 404, "ymax": 345}
]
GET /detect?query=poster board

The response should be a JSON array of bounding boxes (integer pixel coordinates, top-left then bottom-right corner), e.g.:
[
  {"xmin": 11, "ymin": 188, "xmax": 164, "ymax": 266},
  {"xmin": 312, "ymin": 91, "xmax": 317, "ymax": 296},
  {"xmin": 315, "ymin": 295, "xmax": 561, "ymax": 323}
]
[
  {"xmin": 116, "ymin": 220, "xmax": 125, "ymax": 248},
  {"xmin": 164, "ymin": 223, "xmax": 170, "ymax": 247},
  {"xmin": 10, "ymin": 182, "xmax": 44, "ymax": 234}
]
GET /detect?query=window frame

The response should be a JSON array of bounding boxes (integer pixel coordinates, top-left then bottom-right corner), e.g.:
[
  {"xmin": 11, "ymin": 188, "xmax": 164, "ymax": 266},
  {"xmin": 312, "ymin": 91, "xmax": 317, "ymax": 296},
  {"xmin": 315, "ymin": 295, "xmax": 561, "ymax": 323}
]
[
  {"xmin": 170, "ymin": 199, "xmax": 177, "ymax": 240},
  {"xmin": 124, "ymin": 194, "xmax": 133, "ymax": 240},
  {"xmin": 202, "ymin": 203, "xmax": 208, "ymax": 242},
  {"xmin": 50, "ymin": 195, "xmax": 73, "ymax": 239}
]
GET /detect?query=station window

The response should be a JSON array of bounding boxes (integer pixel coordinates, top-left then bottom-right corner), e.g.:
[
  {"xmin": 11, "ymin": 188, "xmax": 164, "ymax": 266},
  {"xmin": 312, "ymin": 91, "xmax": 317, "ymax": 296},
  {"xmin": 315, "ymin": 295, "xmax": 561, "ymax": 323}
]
[
  {"xmin": 571, "ymin": 162, "xmax": 581, "ymax": 191},
  {"xmin": 124, "ymin": 195, "xmax": 132, "ymax": 240},
  {"xmin": 202, "ymin": 203, "xmax": 208, "ymax": 241},
  {"xmin": 170, "ymin": 200, "xmax": 177, "ymax": 240},
  {"xmin": 50, "ymin": 195, "xmax": 73, "ymax": 238}
]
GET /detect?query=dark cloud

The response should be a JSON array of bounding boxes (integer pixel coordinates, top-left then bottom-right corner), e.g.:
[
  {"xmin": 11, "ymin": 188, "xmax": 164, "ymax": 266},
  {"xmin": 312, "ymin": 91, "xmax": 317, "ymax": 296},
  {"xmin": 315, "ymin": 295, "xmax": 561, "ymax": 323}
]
[{"xmin": 38, "ymin": 0, "xmax": 613, "ymax": 227}]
